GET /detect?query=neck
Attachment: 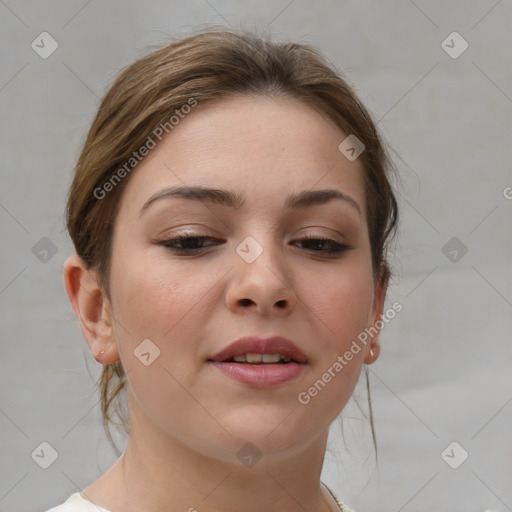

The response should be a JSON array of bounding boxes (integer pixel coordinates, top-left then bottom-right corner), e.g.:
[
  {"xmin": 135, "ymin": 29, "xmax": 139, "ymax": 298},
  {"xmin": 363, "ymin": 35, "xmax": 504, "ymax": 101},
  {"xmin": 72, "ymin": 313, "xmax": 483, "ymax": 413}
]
[{"xmin": 94, "ymin": 393, "xmax": 339, "ymax": 512}]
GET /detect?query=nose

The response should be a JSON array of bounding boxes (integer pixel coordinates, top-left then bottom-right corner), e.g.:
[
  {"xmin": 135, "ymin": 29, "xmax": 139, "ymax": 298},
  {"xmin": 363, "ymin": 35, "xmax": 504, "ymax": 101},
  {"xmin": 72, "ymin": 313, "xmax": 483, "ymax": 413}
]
[{"xmin": 225, "ymin": 237, "xmax": 298, "ymax": 317}]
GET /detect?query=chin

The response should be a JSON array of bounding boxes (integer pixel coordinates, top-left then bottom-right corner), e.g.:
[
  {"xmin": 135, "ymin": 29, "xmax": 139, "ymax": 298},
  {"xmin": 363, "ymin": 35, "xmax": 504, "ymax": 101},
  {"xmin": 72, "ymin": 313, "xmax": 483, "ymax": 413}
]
[{"xmin": 203, "ymin": 413, "xmax": 318, "ymax": 464}]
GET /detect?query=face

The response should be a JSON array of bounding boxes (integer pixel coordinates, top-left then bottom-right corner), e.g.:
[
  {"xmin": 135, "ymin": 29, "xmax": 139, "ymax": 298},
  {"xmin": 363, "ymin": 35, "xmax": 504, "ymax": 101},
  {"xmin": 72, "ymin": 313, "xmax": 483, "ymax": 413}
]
[{"xmin": 103, "ymin": 95, "xmax": 385, "ymax": 465}]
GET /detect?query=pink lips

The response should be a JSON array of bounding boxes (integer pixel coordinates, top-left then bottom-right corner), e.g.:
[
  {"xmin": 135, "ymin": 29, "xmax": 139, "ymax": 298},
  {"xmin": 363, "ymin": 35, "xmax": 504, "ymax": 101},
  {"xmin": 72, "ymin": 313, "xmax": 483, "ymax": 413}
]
[
  {"xmin": 208, "ymin": 336, "xmax": 308, "ymax": 388},
  {"xmin": 209, "ymin": 336, "xmax": 308, "ymax": 363}
]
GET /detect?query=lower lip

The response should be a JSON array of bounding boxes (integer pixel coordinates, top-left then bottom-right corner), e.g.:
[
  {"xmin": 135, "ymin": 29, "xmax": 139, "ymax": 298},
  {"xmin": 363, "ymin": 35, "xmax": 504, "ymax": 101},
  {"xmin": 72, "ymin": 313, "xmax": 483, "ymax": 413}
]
[{"xmin": 209, "ymin": 361, "xmax": 306, "ymax": 388}]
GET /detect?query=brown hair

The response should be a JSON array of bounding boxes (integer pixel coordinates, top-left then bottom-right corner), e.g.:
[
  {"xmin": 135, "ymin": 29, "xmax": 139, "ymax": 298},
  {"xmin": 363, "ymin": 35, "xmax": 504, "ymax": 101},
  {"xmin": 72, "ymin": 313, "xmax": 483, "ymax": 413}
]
[{"xmin": 66, "ymin": 27, "xmax": 399, "ymax": 458}]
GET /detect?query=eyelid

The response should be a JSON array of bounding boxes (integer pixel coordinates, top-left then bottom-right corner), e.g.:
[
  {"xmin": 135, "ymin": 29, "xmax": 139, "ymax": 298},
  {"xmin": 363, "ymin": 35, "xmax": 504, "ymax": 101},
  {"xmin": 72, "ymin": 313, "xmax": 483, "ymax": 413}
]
[
  {"xmin": 157, "ymin": 225, "xmax": 218, "ymax": 238},
  {"xmin": 156, "ymin": 225, "xmax": 351, "ymax": 243},
  {"xmin": 294, "ymin": 226, "xmax": 348, "ymax": 242}
]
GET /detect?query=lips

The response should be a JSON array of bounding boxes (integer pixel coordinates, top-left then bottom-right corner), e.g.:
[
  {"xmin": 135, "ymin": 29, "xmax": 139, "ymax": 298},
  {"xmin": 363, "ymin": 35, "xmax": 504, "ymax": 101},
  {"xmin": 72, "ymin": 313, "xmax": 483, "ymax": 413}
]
[{"xmin": 208, "ymin": 336, "xmax": 308, "ymax": 364}]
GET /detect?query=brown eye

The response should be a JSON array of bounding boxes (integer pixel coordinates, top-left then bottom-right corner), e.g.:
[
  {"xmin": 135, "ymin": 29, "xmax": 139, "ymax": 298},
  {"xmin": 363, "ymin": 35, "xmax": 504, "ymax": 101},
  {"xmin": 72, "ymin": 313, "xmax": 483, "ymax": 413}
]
[
  {"xmin": 292, "ymin": 236, "xmax": 352, "ymax": 255},
  {"xmin": 158, "ymin": 235, "xmax": 223, "ymax": 252}
]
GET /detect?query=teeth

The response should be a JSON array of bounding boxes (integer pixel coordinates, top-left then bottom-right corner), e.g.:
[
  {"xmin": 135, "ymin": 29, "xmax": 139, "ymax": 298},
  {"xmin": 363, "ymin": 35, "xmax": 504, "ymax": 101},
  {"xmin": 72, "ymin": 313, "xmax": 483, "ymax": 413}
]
[
  {"xmin": 246, "ymin": 353, "xmax": 262, "ymax": 363},
  {"xmin": 231, "ymin": 353, "xmax": 292, "ymax": 364},
  {"xmin": 262, "ymin": 353, "xmax": 281, "ymax": 363}
]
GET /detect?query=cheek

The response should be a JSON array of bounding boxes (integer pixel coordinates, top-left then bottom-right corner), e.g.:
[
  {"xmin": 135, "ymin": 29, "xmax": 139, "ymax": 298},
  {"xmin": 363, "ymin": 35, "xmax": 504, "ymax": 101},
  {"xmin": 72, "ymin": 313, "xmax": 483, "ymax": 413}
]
[
  {"xmin": 108, "ymin": 251, "xmax": 209, "ymax": 419},
  {"xmin": 307, "ymin": 259, "xmax": 375, "ymax": 346},
  {"xmin": 296, "ymin": 272, "xmax": 373, "ymax": 425},
  {"xmin": 108, "ymin": 248, "xmax": 221, "ymax": 376},
  {"xmin": 109, "ymin": 248, "xmax": 194, "ymax": 335}
]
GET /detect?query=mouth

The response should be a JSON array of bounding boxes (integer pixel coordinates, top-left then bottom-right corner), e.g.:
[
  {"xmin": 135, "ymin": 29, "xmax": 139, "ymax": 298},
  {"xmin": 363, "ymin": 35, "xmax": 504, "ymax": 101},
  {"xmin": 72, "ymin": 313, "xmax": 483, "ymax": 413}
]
[
  {"xmin": 208, "ymin": 336, "xmax": 308, "ymax": 388},
  {"xmin": 219, "ymin": 353, "xmax": 297, "ymax": 364},
  {"xmin": 208, "ymin": 335, "xmax": 308, "ymax": 364}
]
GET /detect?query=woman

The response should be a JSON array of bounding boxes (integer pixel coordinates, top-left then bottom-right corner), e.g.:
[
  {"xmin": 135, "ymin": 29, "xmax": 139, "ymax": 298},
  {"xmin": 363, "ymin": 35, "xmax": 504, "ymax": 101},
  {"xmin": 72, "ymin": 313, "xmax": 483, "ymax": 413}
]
[{"xmin": 47, "ymin": 27, "xmax": 398, "ymax": 512}]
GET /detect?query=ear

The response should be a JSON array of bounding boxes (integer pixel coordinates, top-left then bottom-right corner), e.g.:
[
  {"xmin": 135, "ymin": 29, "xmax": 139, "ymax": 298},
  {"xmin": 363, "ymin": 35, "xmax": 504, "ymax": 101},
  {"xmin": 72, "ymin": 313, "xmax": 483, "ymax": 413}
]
[
  {"xmin": 63, "ymin": 254, "xmax": 120, "ymax": 364},
  {"xmin": 363, "ymin": 273, "xmax": 388, "ymax": 365}
]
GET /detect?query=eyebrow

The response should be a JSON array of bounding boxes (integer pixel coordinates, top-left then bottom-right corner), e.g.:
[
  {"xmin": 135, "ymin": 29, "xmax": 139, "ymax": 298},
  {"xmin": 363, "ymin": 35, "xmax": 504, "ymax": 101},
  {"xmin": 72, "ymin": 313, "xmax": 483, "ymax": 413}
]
[{"xmin": 138, "ymin": 185, "xmax": 362, "ymax": 218}]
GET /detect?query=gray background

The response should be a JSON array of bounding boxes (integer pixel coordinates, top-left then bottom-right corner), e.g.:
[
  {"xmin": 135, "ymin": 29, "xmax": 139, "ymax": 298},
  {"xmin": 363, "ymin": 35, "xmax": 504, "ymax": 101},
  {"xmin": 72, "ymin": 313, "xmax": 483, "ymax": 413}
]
[{"xmin": 1, "ymin": 1, "xmax": 511, "ymax": 511}]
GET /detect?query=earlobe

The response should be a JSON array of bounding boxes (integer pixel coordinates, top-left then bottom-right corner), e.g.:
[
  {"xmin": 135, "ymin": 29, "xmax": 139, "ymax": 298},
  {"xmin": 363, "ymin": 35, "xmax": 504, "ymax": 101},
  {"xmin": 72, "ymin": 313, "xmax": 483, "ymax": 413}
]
[
  {"xmin": 364, "ymin": 344, "xmax": 381, "ymax": 364},
  {"xmin": 364, "ymin": 276, "xmax": 388, "ymax": 365},
  {"xmin": 63, "ymin": 255, "xmax": 120, "ymax": 364}
]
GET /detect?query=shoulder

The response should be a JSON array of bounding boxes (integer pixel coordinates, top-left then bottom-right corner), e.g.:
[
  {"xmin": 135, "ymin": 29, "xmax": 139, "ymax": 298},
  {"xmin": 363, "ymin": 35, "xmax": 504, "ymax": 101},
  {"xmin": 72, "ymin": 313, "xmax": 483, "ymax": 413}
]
[{"xmin": 42, "ymin": 493, "xmax": 112, "ymax": 512}]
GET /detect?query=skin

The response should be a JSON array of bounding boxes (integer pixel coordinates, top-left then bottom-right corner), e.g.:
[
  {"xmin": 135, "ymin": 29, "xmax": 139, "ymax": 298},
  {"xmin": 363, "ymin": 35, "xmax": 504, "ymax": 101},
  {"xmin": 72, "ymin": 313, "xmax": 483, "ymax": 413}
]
[{"xmin": 64, "ymin": 94, "xmax": 387, "ymax": 512}]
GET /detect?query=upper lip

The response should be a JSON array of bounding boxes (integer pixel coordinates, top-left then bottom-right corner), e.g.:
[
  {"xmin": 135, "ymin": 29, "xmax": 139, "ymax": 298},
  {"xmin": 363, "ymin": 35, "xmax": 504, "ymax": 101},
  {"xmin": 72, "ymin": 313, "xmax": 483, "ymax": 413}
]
[{"xmin": 209, "ymin": 336, "xmax": 308, "ymax": 363}]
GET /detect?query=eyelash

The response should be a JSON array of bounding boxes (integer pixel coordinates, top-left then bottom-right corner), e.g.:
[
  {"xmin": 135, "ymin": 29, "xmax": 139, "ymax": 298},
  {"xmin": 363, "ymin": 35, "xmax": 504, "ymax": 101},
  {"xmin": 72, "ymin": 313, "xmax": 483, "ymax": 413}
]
[{"xmin": 157, "ymin": 234, "xmax": 352, "ymax": 256}]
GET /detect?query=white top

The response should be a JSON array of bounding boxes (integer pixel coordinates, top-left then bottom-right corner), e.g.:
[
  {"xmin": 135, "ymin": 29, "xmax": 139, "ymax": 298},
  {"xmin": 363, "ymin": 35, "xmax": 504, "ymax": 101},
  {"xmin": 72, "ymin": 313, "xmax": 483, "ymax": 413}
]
[
  {"xmin": 43, "ymin": 493, "xmax": 110, "ymax": 512},
  {"xmin": 44, "ymin": 486, "xmax": 355, "ymax": 512}
]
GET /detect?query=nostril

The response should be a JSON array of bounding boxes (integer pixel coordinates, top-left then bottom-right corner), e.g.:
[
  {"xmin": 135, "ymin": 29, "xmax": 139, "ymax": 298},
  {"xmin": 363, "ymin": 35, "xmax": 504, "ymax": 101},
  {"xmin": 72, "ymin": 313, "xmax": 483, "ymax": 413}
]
[
  {"xmin": 240, "ymin": 298, "xmax": 254, "ymax": 306},
  {"xmin": 275, "ymin": 300, "xmax": 287, "ymax": 308}
]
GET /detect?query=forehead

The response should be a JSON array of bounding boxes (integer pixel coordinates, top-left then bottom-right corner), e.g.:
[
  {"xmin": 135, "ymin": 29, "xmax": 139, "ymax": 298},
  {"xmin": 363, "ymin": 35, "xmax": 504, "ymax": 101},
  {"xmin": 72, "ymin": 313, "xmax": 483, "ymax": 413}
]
[{"xmin": 117, "ymin": 94, "xmax": 367, "ymax": 220}]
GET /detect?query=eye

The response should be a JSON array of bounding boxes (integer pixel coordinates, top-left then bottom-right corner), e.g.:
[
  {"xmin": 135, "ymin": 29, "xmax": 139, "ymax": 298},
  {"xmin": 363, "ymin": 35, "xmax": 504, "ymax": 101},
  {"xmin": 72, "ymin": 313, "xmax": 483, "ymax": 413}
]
[
  {"xmin": 292, "ymin": 236, "xmax": 352, "ymax": 255},
  {"xmin": 156, "ymin": 234, "xmax": 352, "ymax": 257},
  {"xmin": 157, "ymin": 235, "xmax": 222, "ymax": 252}
]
